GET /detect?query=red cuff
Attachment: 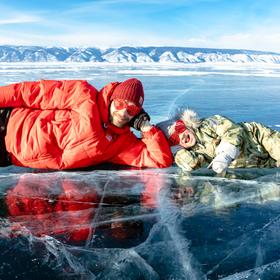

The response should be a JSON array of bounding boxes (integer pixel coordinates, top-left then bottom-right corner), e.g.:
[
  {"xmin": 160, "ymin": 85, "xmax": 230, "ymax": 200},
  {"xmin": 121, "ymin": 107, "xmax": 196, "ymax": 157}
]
[{"xmin": 142, "ymin": 126, "xmax": 158, "ymax": 138}]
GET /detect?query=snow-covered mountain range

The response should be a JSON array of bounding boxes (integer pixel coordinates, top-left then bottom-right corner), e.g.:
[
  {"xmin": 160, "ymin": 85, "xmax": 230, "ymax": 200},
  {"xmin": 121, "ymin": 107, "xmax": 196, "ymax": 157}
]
[{"xmin": 1, "ymin": 45, "xmax": 280, "ymax": 64}]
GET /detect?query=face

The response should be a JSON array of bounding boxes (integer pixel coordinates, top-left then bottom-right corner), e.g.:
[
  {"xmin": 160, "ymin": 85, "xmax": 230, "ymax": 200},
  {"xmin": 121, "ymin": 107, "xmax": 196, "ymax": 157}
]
[
  {"xmin": 109, "ymin": 99, "xmax": 140, "ymax": 128},
  {"xmin": 168, "ymin": 120, "xmax": 196, "ymax": 148},
  {"xmin": 178, "ymin": 129, "xmax": 196, "ymax": 149}
]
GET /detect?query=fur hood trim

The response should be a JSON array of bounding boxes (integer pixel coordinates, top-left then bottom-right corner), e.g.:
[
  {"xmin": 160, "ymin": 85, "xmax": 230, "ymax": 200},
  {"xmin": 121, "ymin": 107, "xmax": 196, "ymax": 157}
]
[
  {"xmin": 167, "ymin": 109, "xmax": 201, "ymax": 135},
  {"xmin": 181, "ymin": 109, "xmax": 201, "ymax": 129}
]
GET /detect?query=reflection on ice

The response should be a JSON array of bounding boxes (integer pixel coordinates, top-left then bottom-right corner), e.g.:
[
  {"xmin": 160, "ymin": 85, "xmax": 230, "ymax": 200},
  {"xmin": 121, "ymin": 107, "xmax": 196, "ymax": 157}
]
[
  {"xmin": 0, "ymin": 167, "xmax": 280, "ymax": 279},
  {"xmin": 175, "ymin": 173, "xmax": 280, "ymax": 215}
]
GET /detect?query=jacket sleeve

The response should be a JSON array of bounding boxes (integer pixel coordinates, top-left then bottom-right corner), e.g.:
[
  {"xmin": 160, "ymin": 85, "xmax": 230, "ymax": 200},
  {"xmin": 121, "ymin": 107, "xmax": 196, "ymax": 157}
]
[
  {"xmin": 205, "ymin": 115, "xmax": 244, "ymax": 147},
  {"xmin": 0, "ymin": 80, "xmax": 97, "ymax": 109},
  {"xmin": 110, "ymin": 126, "xmax": 173, "ymax": 168},
  {"xmin": 175, "ymin": 149, "xmax": 207, "ymax": 170}
]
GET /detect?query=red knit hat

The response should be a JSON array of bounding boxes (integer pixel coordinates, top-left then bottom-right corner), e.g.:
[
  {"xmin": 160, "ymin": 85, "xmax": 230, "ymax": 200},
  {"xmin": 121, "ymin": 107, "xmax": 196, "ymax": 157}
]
[{"xmin": 111, "ymin": 78, "xmax": 144, "ymax": 107}]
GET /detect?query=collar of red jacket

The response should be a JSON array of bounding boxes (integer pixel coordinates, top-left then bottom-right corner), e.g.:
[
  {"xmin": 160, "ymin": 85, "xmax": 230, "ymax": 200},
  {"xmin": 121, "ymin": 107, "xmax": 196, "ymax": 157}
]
[{"xmin": 98, "ymin": 82, "xmax": 130, "ymax": 135}]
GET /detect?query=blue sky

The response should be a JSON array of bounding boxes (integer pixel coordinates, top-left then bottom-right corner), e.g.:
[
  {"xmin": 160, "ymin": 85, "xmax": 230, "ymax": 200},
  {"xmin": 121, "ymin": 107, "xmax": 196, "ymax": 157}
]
[{"xmin": 1, "ymin": 0, "xmax": 280, "ymax": 52}]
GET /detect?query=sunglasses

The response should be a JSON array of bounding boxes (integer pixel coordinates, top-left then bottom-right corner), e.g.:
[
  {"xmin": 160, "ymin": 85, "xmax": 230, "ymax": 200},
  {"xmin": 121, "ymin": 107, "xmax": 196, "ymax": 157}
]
[
  {"xmin": 169, "ymin": 120, "xmax": 188, "ymax": 146},
  {"xmin": 113, "ymin": 99, "xmax": 141, "ymax": 116}
]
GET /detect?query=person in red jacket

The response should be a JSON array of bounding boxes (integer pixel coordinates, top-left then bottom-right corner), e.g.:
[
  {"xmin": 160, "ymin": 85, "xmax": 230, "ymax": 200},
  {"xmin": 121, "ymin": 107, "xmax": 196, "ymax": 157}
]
[{"xmin": 0, "ymin": 78, "xmax": 173, "ymax": 169}]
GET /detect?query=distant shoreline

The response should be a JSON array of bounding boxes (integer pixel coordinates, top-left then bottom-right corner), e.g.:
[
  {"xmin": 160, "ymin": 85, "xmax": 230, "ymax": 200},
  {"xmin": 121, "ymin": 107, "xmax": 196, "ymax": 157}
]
[{"xmin": 1, "ymin": 46, "xmax": 280, "ymax": 64}]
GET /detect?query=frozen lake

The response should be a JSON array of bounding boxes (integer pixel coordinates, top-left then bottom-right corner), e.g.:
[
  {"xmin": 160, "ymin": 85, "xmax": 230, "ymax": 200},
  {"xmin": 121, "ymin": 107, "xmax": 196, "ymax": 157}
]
[{"xmin": 0, "ymin": 62, "xmax": 280, "ymax": 279}]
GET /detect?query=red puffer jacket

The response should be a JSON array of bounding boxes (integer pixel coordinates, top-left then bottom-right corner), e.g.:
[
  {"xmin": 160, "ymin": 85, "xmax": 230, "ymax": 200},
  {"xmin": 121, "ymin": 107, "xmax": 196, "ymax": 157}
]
[{"xmin": 0, "ymin": 80, "xmax": 172, "ymax": 169}]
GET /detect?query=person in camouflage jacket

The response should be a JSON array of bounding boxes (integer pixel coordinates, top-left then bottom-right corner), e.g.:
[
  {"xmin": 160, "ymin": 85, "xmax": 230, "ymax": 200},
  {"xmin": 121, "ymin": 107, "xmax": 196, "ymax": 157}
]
[{"xmin": 157, "ymin": 109, "xmax": 280, "ymax": 174}]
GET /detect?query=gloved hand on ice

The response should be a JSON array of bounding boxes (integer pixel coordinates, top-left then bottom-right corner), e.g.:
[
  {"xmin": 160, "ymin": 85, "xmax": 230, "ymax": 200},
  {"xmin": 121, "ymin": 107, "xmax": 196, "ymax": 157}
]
[{"xmin": 209, "ymin": 142, "xmax": 239, "ymax": 174}]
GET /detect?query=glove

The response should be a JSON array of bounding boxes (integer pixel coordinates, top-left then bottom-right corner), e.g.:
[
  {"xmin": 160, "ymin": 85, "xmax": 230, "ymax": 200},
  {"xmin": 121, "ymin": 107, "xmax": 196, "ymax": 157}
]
[
  {"xmin": 211, "ymin": 153, "xmax": 233, "ymax": 174},
  {"xmin": 129, "ymin": 109, "xmax": 150, "ymax": 131},
  {"xmin": 211, "ymin": 142, "xmax": 239, "ymax": 174}
]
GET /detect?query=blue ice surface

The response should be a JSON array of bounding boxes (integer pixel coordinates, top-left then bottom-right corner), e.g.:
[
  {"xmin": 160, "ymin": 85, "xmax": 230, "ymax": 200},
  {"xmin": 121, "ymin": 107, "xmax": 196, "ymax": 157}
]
[{"xmin": 0, "ymin": 63, "xmax": 280, "ymax": 279}]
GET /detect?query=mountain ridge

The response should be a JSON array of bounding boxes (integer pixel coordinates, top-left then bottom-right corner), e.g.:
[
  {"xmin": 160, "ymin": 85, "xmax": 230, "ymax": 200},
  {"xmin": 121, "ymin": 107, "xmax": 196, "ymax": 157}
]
[{"xmin": 1, "ymin": 45, "xmax": 280, "ymax": 63}]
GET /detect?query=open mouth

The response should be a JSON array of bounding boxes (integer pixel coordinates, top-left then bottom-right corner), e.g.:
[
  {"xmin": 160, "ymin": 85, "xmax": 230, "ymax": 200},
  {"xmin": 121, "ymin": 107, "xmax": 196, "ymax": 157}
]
[
  {"xmin": 183, "ymin": 133, "xmax": 191, "ymax": 143},
  {"xmin": 180, "ymin": 132, "xmax": 195, "ymax": 148}
]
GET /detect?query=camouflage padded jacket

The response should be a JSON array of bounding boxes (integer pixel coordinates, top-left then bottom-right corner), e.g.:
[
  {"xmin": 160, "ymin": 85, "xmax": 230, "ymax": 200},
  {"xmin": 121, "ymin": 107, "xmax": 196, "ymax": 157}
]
[{"xmin": 175, "ymin": 115, "xmax": 280, "ymax": 170}]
